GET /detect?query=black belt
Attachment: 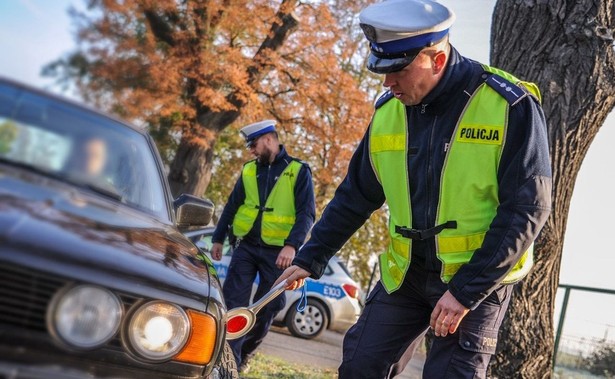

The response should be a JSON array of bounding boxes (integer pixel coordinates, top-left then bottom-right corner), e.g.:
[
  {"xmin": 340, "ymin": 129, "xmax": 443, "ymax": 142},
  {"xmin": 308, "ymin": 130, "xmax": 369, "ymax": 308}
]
[
  {"xmin": 395, "ymin": 221, "xmax": 457, "ymax": 240},
  {"xmin": 254, "ymin": 206, "xmax": 273, "ymax": 212}
]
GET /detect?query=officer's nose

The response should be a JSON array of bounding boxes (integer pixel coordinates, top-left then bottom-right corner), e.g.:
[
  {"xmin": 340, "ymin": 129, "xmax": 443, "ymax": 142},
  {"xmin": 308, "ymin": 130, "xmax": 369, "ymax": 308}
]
[{"xmin": 383, "ymin": 73, "xmax": 396, "ymax": 88}]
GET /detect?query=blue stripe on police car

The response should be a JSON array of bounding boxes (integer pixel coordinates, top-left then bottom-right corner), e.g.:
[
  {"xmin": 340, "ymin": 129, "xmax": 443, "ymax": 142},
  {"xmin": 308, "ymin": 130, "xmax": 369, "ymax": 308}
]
[{"xmin": 213, "ymin": 262, "xmax": 346, "ymax": 300}]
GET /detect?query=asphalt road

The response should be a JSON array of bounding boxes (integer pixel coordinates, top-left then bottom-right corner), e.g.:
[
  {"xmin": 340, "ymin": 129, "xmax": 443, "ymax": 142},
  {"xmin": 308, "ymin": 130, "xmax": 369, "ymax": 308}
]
[{"xmin": 260, "ymin": 326, "xmax": 425, "ymax": 378}]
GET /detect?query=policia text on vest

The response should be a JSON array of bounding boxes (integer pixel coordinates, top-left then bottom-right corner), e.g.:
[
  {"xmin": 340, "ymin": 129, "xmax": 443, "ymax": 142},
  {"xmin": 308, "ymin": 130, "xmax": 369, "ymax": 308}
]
[{"xmin": 457, "ymin": 126, "xmax": 502, "ymax": 144}]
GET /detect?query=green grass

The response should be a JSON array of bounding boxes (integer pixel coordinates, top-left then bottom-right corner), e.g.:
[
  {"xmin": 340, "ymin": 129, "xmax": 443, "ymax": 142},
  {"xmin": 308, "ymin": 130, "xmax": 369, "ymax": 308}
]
[{"xmin": 240, "ymin": 353, "xmax": 336, "ymax": 379}]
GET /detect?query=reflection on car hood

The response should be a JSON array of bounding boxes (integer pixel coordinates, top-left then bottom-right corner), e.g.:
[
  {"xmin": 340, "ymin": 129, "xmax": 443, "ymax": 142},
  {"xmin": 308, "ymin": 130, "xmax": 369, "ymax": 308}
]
[{"xmin": 0, "ymin": 168, "xmax": 219, "ymax": 311}]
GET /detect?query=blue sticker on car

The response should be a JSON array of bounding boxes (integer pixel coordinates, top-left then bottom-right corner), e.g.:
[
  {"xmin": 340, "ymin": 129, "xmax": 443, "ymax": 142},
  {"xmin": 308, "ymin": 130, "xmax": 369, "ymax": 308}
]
[{"xmin": 302, "ymin": 281, "xmax": 346, "ymax": 300}]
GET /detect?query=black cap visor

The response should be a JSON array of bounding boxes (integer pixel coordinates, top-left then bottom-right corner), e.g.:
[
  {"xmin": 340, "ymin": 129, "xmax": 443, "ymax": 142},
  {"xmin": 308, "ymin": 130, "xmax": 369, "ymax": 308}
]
[{"xmin": 366, "ymin": 46, "xmax": 423, "ymax": 74}]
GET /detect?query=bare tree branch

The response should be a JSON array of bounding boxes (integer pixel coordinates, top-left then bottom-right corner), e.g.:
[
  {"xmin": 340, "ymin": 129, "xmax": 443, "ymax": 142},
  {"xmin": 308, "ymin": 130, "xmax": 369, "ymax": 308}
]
[
  {"xmin": 143, "ymin": 9, "xmax": 176, "ymax": 46},
  {"xmin": 247, "ymin": 0, "xmax": 300, "ymax": 85}
]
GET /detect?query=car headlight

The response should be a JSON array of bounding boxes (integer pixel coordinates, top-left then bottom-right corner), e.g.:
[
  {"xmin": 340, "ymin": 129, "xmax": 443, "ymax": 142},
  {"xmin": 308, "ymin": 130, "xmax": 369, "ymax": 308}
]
[
  {"xmin": 127, "ymin": 301, "xmax": 190, "ymax": 361},
  {"xmin": 49, "ymin": 285, "xmax": 122, "ymax": 349}
]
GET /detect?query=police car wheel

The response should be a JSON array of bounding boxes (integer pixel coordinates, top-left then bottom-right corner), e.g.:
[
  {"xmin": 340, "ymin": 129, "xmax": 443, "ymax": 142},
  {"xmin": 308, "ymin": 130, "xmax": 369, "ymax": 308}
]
[{"xmin": 286, "ymin": 298, "xmax": 328, "ymax": 339}]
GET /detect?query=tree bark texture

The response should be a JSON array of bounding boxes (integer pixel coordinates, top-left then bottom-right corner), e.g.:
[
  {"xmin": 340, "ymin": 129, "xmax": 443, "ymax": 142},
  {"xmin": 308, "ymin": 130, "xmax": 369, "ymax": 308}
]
[
  {"xmin": 489, "ymin": 1, "xmax": 615, "ymax": 377},
  {"xmin": 168, "ymin": 130, "xmax": 216, "ymax": 200}
]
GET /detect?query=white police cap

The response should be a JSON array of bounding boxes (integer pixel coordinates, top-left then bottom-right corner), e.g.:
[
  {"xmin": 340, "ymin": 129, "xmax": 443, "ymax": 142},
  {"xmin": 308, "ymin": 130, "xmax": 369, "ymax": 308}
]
[
  {"xmin": 359, "ymin": 0, "xmax": 455, "ymax": 74},
  {"xmin": 240, "ymin": 120, "xmax": 277, "ymax": 147}
]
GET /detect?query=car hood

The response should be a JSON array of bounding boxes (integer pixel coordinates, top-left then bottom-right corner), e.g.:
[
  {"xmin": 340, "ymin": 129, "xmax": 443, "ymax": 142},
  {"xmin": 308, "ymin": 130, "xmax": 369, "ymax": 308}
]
[{"xmin": 0, "ymin": 167, "xmax": 221, "ymax": 312}]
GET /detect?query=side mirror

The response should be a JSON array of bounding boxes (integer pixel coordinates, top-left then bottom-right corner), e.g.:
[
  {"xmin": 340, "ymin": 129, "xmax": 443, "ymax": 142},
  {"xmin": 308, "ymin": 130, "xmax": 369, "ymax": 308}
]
[{"xmin": 174, "ymin": 194, "xmax": 214, "ymax": 229}]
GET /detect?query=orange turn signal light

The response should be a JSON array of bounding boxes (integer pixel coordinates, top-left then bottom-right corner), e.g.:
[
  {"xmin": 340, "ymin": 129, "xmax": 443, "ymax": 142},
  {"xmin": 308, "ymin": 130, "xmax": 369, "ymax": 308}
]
[{"xmin": 174, "ymin": 310, "xmax": 217, "ymax": 365}]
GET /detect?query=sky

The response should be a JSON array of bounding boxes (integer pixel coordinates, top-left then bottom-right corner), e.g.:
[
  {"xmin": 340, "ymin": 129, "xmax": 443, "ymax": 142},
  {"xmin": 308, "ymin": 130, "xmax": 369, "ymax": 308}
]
[{"xmin": 1, "ymin": 0, "xmax": 613, "ymax": 342}]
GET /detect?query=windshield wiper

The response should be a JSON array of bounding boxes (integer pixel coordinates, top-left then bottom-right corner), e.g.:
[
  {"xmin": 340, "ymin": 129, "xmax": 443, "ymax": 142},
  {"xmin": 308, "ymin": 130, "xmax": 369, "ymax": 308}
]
[
  {"xmin": 61, "ymin": 172, "xmax": 124, "ymax": 202},
  {"xmin": 0, "ymin": 156, "xmax": 123, "ymax": 202},
  {"xmin": 80, "ymin": 182, "xmax": 123, "ymax": 202},
  {"xmin": 0, "ymin": 156, "xmax": 69, "ymax": 183}
]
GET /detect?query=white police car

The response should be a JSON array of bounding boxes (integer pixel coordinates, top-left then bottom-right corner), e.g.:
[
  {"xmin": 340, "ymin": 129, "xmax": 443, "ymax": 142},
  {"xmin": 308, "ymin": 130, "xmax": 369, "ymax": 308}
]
[{"xmin": 185, "ymin": 227, "xmax": 362, "ymax": 339}]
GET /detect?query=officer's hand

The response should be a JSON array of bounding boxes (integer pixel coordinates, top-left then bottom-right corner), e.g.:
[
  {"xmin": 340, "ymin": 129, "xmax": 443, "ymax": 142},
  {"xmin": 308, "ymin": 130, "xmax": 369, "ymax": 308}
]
[
  {"xmin": 430, "ymin": 290, "xmax": 469, "ymax": 337},
  {"xmin": 211, "ymin": 242, "xmax": 223, "ymax": 261},
  {"xmin": 276, "ymin": 245, "xmax": 296, "ymax": 269},
  {"xmin": 274, "ymin": 265, "xmax": 310, "ymax": 291}
]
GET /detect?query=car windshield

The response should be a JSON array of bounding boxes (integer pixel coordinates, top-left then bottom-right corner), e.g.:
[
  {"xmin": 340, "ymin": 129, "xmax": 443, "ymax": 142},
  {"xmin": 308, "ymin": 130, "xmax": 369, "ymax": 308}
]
[{"xmin": 0, "ymin": 81, "xmax": 169, "ymax": 220}]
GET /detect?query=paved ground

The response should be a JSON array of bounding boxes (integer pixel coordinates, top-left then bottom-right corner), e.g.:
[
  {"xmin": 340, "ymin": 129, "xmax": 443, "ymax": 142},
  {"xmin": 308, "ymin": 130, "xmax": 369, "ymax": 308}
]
[{"xmin": 260, "ymin": 326, "xmax": 425, "ymax": 378}]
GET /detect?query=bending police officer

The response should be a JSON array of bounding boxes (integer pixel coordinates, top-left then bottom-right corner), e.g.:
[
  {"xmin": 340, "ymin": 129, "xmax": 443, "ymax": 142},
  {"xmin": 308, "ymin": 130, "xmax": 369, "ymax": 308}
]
[{"xmin": 275, "ymin": 1, "xmax": 552, "ymax": 378}]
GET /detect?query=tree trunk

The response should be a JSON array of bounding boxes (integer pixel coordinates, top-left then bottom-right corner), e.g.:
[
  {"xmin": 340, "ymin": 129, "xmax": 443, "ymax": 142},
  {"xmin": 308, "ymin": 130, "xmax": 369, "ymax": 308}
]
[
  {"xmin": 489, "ymin": 1, "xmax": 615, "ymax": 377},
  {"xmin": 168, "ymin": 130, "xmax": 217, "ymax": 198}
]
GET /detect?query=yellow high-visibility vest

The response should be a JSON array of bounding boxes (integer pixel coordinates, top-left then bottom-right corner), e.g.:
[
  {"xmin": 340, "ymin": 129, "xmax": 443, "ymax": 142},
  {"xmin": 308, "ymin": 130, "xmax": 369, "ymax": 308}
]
[
  {"xmin": 232, "ymin": 160, "xmax": 301, "ymax": 246},
  {"xmin": 369, "ymin": 65, "xmax": 539, "ymax": 293}
]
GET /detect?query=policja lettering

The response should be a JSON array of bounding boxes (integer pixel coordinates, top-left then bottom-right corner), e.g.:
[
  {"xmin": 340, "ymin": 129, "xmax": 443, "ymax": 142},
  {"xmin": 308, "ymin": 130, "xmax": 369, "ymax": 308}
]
[
  {"xmin": 457, "ymin": 125, "xmax": 503, "ymax": 145},
  {"xmin": 460, "ymin": 127, "xmax": 498, "ymax": 141}
]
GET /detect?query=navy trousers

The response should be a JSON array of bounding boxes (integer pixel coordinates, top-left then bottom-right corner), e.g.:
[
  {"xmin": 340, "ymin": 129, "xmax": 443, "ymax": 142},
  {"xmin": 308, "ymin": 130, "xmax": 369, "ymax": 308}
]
[
  {"xmin": 339, "ymin": 263, "xmax": 512, "ymax": 379},
  {"xmin": 222, "ymin": 241, "xmax": 286, "ymax": 367}
]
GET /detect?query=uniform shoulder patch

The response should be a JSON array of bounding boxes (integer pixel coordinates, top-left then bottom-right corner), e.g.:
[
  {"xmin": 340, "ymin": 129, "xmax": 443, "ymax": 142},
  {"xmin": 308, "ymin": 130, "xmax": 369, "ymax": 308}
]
[
  {"xmin": 375, "ymin": 91, "xmax": 395, "ymax": 109},
  {"xmin": 484, "ymin": 74, "xmax": 528, "ymax": 106}
]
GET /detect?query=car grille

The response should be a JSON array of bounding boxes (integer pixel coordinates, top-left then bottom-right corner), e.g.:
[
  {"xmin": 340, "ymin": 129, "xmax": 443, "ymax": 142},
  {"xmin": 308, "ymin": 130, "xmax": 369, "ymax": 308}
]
[
  {"xmin": 0, "ymin": 265, "xmax": 139, "ymax": 339},
  {"xmin": 0, "ymin": 265, "xmax": 66, "ymax": 332}
]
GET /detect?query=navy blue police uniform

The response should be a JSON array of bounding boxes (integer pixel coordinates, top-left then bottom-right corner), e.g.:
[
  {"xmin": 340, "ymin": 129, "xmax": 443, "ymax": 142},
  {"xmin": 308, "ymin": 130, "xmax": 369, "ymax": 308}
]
[
  {"xmin": 290, "ymin": 1, "xmax": 552, "ymax": 378},
  {"xmin": 212, "ymin": 143, "xmax": 315, "ymax": 367}
]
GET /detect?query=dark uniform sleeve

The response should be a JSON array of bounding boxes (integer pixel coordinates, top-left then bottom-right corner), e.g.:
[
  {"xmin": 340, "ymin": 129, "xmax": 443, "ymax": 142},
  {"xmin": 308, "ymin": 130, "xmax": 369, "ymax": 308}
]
[
  {"xmin": 212, "ymin": 175, "xmax": 245, "ymax": 244},
  {"xmin": 284, "ymin": 163, "xmax": 316, "ymax": 249},
  {"xmin": 293, "ymin": 130, "xmax": 386, "ymax": 278},
  {"xmin": 448, "ymin": 94, "xmax": 552, "ymax": 310}
]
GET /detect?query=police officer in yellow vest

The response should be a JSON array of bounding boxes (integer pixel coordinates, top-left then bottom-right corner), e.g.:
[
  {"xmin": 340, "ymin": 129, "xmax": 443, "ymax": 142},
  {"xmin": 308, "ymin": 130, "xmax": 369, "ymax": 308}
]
[
  {"xmin": 275, "ymin": 1, "xmax": 552, "ymax": 377},
  {"xmin": 211, "ymin": 120, "xmax": 315, "ymax": 371}
]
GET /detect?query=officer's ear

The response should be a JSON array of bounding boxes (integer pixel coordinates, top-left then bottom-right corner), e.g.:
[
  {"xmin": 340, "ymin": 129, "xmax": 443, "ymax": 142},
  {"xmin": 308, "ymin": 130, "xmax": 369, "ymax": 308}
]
[
  {"xmin": 431, "ymin": 50, "xmax": 447, "ymax": 75},
  {"xmin": 263, "ymin": 131, "xmax": 279, "ymax": 147},
  {"xmin": 263, "ymin": 132, "xmax": 274, "ymax": 146}
]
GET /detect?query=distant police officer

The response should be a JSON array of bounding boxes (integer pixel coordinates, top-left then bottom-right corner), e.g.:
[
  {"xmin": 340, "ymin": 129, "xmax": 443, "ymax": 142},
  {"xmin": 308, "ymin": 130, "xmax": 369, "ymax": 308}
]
[
  {"xmin": 211, "ymin": 120, "xmax": 315, "ymax": 371},
  {"xmin": 275, "ymin": 1, "xmax": 552, "ymax": 378}
]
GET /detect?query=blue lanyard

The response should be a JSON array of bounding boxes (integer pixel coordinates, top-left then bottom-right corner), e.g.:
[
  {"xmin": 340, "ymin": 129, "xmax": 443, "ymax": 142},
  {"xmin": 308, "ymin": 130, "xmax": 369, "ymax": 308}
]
[{"xmin": 296, "ymin": 283, "xmax": 308, "ymax": 312}]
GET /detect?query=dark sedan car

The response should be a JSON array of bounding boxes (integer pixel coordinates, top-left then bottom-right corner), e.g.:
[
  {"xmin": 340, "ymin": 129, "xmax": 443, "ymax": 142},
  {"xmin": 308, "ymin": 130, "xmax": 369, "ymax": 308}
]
[{"xmin": 0, "ymin": 78, "xmax": 237, "ymax": 378}]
